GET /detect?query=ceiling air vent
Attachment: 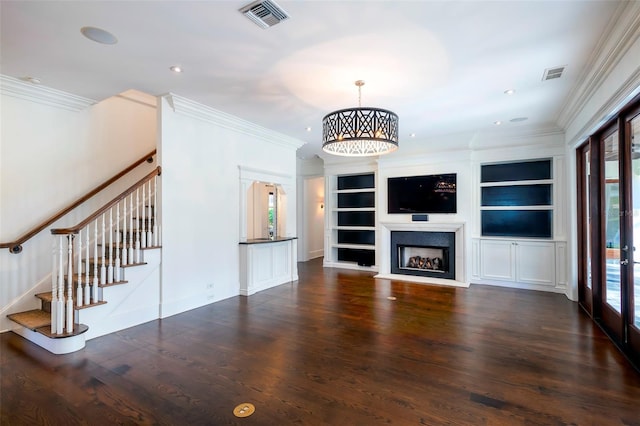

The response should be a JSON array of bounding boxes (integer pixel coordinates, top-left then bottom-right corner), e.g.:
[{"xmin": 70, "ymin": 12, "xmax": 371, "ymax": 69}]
[
  {"xmin": 542, "ymin": 66, "xmax": 566, "ymax": 81},
  {"xmin": 240, "ymin": 0, "xmax": 289, "ymax": 29}
]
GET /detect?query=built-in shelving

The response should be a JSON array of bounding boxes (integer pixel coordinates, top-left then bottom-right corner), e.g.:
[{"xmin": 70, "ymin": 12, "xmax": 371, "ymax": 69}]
[
  {"xmin": 327, "ymin": 172, "xmax": 377, "ymax": 268},
  {"xmin": 480, "ymin": 159, "xmax": 553, "ymax": 239}
]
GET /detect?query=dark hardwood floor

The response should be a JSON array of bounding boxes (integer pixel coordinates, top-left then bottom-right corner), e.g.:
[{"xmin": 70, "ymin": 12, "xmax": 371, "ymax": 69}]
[{"xmin": 2, "ymin": 258, "xmax": 640, "ymax": 425}]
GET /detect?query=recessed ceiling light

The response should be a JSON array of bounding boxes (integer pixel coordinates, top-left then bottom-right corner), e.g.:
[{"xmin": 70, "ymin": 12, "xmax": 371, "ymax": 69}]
[
  {"xmin": 510, "ymin": 117, "xmax": 528, "ymax": 122},
  {"xmin": 80, "ymin": 26, "xmax": 117, "ymax": 45},
  {"xmin": 169, "ymin": 65, "xmax": 183, "ymax": 73},
  {"xmin": 410, "ymin": 133, "xmax": 416, "ymax": 138},
  {"xmin": 306, "ymin": 127, "xmax": 311, "ymax": 132},
  {"xmin": 20, "ymin": 76, "xmax": 41, "ymax": 84},
  {"xmin": 494, "ymin": 120, "xmax": 502, "ymax": 125},
  {"xmin": 504, "ymin": 89, "xmax": 515, "ymax": 95}
]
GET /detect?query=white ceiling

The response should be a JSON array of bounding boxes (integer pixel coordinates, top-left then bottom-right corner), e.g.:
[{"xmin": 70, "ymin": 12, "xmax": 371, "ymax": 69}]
[{"xmin": 0, "ymin": 1, "xmax": 624, "ymax": 159}]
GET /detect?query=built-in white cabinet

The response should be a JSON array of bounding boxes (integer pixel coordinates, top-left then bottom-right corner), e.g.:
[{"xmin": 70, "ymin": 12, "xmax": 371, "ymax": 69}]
[
  {"xmin": 478, "ymin": 239, "xmax": 555, "ymax": 285},
  {"xmin": 239, "ymin": 238, "xmax": 298, "ymax": 296},
  {"xmin": 473, "ymin": 156, "xmax": 567, "ymax": 292}
]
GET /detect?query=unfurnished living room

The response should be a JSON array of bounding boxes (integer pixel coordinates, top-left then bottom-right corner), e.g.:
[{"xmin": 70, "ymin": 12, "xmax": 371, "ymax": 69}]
[{"xmin": 1, "ymin": 1, "xmax": 640, "ymax": 425}]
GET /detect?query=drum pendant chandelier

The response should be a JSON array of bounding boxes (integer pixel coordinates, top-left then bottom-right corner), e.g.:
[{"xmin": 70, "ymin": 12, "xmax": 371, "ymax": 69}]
[{"xmin": 322, "ymin": 80, "xmax": 399, "ymax": 157}]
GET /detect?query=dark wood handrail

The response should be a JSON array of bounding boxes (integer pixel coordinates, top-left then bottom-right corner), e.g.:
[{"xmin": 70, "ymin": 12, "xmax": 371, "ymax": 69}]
[
  {"xmin": 0, "ymin": 150, "xmax": 156, "ymax": 254},
  {"xmin": 51, "ymin": 166, "xmax": 161, "ymax": 235}
]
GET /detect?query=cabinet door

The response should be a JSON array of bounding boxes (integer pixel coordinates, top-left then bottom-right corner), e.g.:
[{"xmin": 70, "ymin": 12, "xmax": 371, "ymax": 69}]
[
  {"xmin": 515, "ymin": 241, "xmax": 555, "ymax": 286},
  {"xmin": 480, "ymin": 240, "xmax": 515, "ymax": 280}
]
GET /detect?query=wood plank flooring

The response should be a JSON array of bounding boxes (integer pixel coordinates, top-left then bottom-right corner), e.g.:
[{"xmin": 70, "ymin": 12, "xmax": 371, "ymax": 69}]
[{"xmin": 2, "ymin": 258, "xmax": 640, "ymax": 425}]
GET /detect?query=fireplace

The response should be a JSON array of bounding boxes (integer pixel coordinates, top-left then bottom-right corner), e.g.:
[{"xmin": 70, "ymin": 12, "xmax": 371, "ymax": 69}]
[{"xmin": 390, "ymin": 231, "xmax": 455, "ymax": 280}]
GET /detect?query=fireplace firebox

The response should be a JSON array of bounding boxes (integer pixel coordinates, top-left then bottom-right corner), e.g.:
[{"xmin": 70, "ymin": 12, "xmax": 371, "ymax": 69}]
[{"xmin": 390, "ymin": 231, "xmax": 455, "ymax": 280}]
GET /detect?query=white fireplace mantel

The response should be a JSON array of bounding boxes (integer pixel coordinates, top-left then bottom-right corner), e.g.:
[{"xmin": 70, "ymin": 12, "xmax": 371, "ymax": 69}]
[{"xmin": 375, "ymin": 221, "xmax": 468, "ymax": 288}]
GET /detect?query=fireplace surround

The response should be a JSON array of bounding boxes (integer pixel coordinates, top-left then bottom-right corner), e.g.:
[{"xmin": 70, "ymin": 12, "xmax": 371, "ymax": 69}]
[{"xmin": 377, "ymin": 222, "xmax": 467, "ymax": 288}]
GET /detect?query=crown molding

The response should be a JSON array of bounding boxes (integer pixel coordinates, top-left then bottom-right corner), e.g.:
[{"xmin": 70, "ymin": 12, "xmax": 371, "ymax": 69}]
[
  {"xmin": 0, "ymin": 75, "xmax": 96, "ymax": 112},
  {"xmin": 162, "ymin": 93, "xmax": 305, "ymax": 151},
  {"xmin": 558, "ymin": 1, "xmax": 640, "ymax": 136}
]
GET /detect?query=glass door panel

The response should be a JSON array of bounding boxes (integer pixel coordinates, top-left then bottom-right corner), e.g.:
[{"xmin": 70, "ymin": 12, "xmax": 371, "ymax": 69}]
[
  {"xmin": 577, "ymin": 144, "xmax": 593, "ymax": 315},
  {"xmin": 604, "ymin": 131, "xmax": 622, "ymax": 314},
  {"xmin": 586, "ymin": 149, "xmax": 592, "ymax": 291},
  {"xmin": 631, "ymin": 113, "xmax": 640, "ymax": 329}
]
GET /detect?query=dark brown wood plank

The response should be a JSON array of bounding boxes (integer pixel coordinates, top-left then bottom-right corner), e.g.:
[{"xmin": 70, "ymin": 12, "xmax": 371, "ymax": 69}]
[{"xmin": 2, "ymin": 258, "xmax": 640, "ymax": 425}]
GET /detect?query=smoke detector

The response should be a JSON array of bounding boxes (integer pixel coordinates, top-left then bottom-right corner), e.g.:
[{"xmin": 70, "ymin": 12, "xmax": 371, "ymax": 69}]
[
  {"xmin": 542, "ymin": 66, "xmax": 566, "ymax": 81},
  {"xmin": 240, "ymin": 0, "xmax": 289, "ymax": 29}
]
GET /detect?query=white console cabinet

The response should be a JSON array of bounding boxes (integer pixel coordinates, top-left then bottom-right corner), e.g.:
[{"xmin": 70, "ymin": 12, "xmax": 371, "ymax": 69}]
[
  {"xmin": 473, "ymin": 239, "xmax": 565, "ymax": 290},
  {"xmin": 239, "ymin": 238, "xmax": 298, "ymax": 296}
]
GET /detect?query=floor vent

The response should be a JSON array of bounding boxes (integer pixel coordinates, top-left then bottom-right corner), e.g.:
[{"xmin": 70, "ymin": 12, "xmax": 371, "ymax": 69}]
[
  {"xmin": 240, "ymin": 0, "xmax": 289, "ymax": 29},
  {"xmin": 542, "ymin": 66, "xmax": 565, "ymax": 81}
]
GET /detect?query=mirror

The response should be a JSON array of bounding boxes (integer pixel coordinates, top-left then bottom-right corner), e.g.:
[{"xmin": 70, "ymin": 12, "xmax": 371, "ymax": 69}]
[{"xmin": 246, "ymin": 182, "xmax": 286, "ymax": 240}]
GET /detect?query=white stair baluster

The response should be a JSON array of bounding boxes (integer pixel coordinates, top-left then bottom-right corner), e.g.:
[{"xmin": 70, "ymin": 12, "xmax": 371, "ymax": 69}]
[
  {"xmin": 100, "ymin": 214, "xmax": 107, "ymax": 285},
  {"xmin": 66, "ymin": 235, "xmax": 74, "ymax": 333},
  {"xmin": 56, "ymin": 236, "xmax": 64, "ymax": 334},
  {"xmin": 76, "ymin": 230, "xmax": 83, "ymax": 307},
  {"xmin": 84, "ymin": 227, "xmax": 90, "ymax": 305},
  {"xmin": 122, "ymin": 197, "xmax": 128, "ymax": 266},
  {"xmin": 135, "ymin": 188, "xmax": 141, "ymax": 263},
  {"xmin": 93, "ymin": 220, "xmax": 99, "ymax": 300},
  {"xmin": 147, "ymin": 180, "xmax": 153, "ymax": 246},
  {"xmin": 107, "ymin": 209, "xmax": 113, "ymax": 284},
  {"xmin": 51, "ymin": 240, "xmax": 58, "ymax": 335},
  {"xmin": 153, "ymin": 175, "xmax": 159, "ymax": 247},
  {"xmin": 114, "ymin": 203, "xmax": 121, "ymax": 282},
  {"xmin": 141, "ymin": 182, "xmax": 147, "ymax": 249},
  {"xmin": 128, "ymin": 193, "xmax": 134, "ymax": 264}
]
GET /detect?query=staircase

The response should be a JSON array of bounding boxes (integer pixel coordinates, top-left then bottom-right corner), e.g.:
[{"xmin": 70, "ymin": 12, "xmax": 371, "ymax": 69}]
[{"xmin": 3, "ymin": 161, "xmax": 161, "ymax": 354}]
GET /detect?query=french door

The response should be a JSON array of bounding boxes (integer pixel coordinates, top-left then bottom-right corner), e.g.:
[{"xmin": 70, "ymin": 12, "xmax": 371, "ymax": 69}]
[
  {"xmin": 601, "ymin": 125, "xmax": 624, "ymax": 342},
  {"xmin": 578, "ymin": 95, "xmax": 640, "ymax": 367},
  {"xmin": 625, "ymin": 106, "xmax": 640, "ymax": 356},
  {"xmin": 577, "ymin": 144, "xmax": 593, "ymax": 316}
]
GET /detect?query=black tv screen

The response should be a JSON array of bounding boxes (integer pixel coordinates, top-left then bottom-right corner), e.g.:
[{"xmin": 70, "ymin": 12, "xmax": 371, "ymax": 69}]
[{"xmin": 388, "ymin": 173, "xmax": 457, "ymax": 214}]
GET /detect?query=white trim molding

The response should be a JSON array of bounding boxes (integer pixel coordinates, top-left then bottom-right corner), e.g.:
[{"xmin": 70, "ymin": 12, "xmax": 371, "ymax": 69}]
[
  {"xmin": 0, "ymin": 75, "xmax": 96, "ymax": 112},
  {"xmin": 559, "ymin": 1, "xmax": 640, "ymax": 145},
  {"xmin": 162, "ymin": 93, "xmax": 305, "ymax": 150}
]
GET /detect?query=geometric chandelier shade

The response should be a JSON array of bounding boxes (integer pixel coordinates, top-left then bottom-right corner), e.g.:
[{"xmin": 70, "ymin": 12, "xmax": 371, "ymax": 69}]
[{"xmin": 322, "ymin": 81, "xmax": 399, "ymax": 157}]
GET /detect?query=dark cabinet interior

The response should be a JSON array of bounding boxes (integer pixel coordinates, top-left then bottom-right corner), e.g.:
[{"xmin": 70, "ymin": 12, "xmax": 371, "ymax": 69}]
[{"xmin": 480, "ymin": 159, "xmax": 553, "ymax": 238}]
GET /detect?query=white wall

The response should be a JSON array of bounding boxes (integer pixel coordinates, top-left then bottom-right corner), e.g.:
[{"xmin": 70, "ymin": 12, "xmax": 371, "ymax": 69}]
[
  {"xmin": 296, "ymin": 157, "xmax": 324, "ymax": 261},
  {"xmin": 303, "ymin": 176, "xmax": 325, "ymax": 260},
  {"xmin": 0, "ymin": 81, "xmax": 156, "ymax": 332},
  {"xmin": 158, "ymin": 94, "xmax": 302, "ymax": 318}
]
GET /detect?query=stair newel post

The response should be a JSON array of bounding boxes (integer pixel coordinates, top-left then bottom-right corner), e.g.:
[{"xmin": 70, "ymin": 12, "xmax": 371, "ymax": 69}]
[
  {"xmin": 56, "ymin": 236, "xmax": 64, "ymax": 334},
  {"xmin": 122, "ymin": 197, "xmax": 128, "ymax": 267},
  {"xmin": 66, "ymin": 234, "xmax": 74, "ymax": 333},
  {"xmin": 114, "ymin": 203, "xmax": 121, "ymax": 282},
  {"xmin": 147, "ymin": 179, "xmax": 153, "ymax": 246},
  {"xmin": 100, "ymin": 214, "xmax": 107, "ymax": 285},
  {"xmin": 135, "ymin": 188, "xmax": 141, "ymax": 263},
  {"xmin": 76, "ymin": 230, "xmax": 83, "ymax": 307},
  {"xmin": 51, "ymin": 239, "xmax": 58, "ymax": 335},
  {"xmin": 128, "ymin": 193, "xmax": 134, "ymax": 264},
  {"xmin": 107, "ymin": 208, "xmax": 114, "ymax": 284},
  {"xmin": 84, "ymin": 227, "xmax": 90, "ymax": 305},
  {"xmin": 141, "ymin": 182, "xmax": 147, "ymax": 249},
  {"xmin": 153, "ymin": 175, "xmax": 159, "ymax": 247}
]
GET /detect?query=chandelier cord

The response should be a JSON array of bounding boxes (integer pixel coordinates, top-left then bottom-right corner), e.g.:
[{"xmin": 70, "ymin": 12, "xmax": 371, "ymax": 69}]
[{"xmin": 355, "ymin": 80, "xmax": 364, "ymax": 107}]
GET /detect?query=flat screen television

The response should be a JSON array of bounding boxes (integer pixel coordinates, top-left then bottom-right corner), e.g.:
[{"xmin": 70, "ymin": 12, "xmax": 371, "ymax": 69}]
[{"xmin": 387, "ymin": 173, "xmax": 457, "ymax": 214}]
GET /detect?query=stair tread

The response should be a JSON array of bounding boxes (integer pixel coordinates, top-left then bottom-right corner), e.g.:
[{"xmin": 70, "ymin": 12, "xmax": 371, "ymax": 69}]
[
  {"xmin": 35, "ymin": 323, "xmax": 89, "ymax": 338},
  {"xmin": 82, "ymin": 258, "xmax": 147, "ymax": 267},
  {"xmin": 35, "ymin": 292, "xmax": 109, "ymax": 308},
  {"xmin": 7, "ymin": 309, "xmax": 51, "ymax": 330}
]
